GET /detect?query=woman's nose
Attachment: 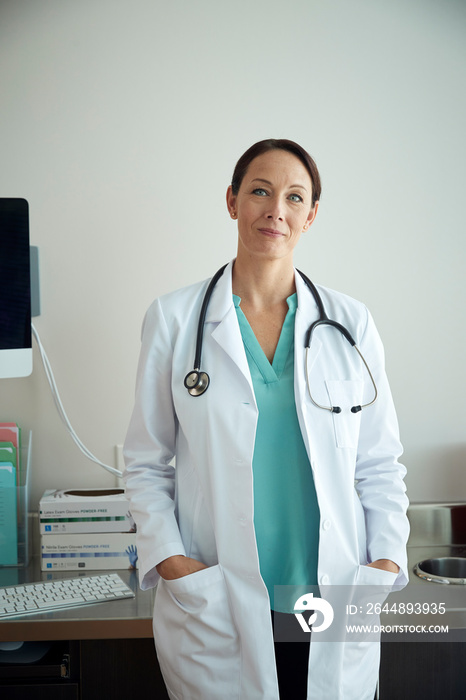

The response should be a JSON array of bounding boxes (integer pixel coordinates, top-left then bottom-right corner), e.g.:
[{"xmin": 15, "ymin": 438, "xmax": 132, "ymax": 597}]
[{"xmin": 266, "ymin": 198, "xmax": 284, "ymax": 220}]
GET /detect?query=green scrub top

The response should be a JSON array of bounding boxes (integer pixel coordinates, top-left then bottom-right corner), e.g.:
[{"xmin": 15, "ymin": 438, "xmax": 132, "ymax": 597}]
[{"xmin": 233, "ymin": 293, "xmax": 320, "ymax": 613}]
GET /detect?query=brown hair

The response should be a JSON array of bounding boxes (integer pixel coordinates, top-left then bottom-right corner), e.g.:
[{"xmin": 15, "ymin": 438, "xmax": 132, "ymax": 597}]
[{"xmin": 231, "ymin": 139, "xmax": 321, "ymax": 206}]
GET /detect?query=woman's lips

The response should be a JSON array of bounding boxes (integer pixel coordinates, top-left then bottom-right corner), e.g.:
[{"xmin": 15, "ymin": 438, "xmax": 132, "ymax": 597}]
[{"xmin": 258, "ymin": 228, "xmax": 284, "ymax": 237}]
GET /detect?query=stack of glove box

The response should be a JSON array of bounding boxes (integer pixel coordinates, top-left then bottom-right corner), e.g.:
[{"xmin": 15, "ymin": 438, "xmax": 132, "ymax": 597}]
[{"xmin": 39, "ymin": 488, "xmax": 138, "ymax": 571}]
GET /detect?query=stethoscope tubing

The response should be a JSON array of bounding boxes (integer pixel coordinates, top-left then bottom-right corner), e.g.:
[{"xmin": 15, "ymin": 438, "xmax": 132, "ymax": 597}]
[
  {"xmin": 184, "ymin": 264, "xmax": 378, "ymax": 412},
  {"xmin": 192, "ymin": 264, "xmax": 228, "ymax": 372}
]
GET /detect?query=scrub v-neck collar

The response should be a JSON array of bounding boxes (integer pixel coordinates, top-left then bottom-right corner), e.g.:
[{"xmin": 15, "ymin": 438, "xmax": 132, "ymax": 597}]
[{"xmin": 233, "ymin": 293, "xmax": 297, "ymax": 383}]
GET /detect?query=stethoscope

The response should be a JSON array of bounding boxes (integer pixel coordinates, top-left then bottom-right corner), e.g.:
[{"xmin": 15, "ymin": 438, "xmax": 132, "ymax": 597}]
[{"xmin": 184, "ymin": 265, "xmax": 378, "ymax": 413}]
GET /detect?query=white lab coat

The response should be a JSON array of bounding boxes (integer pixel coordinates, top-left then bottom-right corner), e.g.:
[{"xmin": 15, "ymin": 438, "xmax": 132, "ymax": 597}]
[{"xmin": 123, "ymin": 260, "xmax": 409, "ymax": 700}]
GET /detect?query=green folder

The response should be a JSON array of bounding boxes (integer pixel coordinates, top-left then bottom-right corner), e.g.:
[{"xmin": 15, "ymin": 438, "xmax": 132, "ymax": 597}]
[
  {"xmin": 0, "ymin": 463, "xmax": 18, "ymax": 566},
  {"xmin": 0, "ymin": 443, "xmax": 17, "ymax": 475}
]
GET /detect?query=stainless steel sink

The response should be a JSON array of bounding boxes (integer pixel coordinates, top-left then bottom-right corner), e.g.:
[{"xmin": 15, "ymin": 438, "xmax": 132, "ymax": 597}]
[
  {"xmin": 414, "ymin": 556, "xmax": 466, "ymax": 584},
  {"xmin": 407, "ymin": 502, "xmax": 466, "ymax": 546},
  {"xmin": 379, "ymin": 503, "xmax": 466, "ymax": 649},
  {"xmin": 408, "ymin": 503, "xmax": 466, "ymax": 585}
]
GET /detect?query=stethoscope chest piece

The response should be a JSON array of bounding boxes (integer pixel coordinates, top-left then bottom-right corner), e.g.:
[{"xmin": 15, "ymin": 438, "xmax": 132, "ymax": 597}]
[{"xmin": 184, "ymin": 370, "xmax": 210, "ymax": 396}]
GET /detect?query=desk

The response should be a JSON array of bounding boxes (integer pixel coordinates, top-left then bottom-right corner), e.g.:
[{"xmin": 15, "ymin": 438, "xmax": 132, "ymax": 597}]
[{"xmin": 0, "ymin": 560, "xmax": 168, "ymax": 699}]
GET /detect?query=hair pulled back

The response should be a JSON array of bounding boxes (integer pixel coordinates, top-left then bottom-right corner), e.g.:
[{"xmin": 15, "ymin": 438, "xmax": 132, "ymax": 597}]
[{"xmin": 231, "ymin": 139, "xmax": 321, "ymax": 207}]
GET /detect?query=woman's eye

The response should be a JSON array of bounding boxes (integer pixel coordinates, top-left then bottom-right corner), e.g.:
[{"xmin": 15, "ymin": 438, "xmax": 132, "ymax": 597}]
[
  {"xmin": 252, "ymin": 188, "xmax": 268, "ymax": 196},
  {"xmin": 289, "ymin": 193, "xmax": 303, "ymax": 203}
]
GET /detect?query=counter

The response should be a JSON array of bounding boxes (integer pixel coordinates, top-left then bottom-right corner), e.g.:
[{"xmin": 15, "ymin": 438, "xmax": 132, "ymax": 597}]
[
  {"xmin": 0, "ymin": 558, "xmax": 155, "ymax": 643},
  {"xmin": 381, "ymin": 503, "xmax": 466, "ymax": 640},
  {"xmin": 0, "ymin": 560, "xmax": 166, "ymax": 699},
  {"xmin": 378, "ymin": 502, "xmax": 466, "ymax": 699}
]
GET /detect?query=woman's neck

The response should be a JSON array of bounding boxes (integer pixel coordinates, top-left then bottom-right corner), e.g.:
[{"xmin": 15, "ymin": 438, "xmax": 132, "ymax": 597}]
[{"xmin": 232, "ymin": 256, "xmax": 296, "ymax": 311}]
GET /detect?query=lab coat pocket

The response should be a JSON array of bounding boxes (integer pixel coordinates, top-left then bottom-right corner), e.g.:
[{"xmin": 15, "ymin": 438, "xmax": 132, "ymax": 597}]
[
  {"xmin": 355, "ymin": 564, "xmax": 398, "ymax": 587},
  {"xmin": 325, "ymin": 379, "xmax": 364, "ymax": 449},
  {"xmin": 153, "ymin": 564, "xmax": 240, "ymax": 700},
  {"xmin": 347, "ymin": 565, "xmax": 398, "ymax": 643},
  {"xmin": 354, "ymin": 565, "xmax": 398, "ymax": 612}
]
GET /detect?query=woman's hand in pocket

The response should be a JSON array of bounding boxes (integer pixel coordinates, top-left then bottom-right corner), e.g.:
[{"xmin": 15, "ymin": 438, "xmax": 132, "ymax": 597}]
[
  {"xmin": 156, "ymin": 555, "xmax": 207, "ymax": 580},
  {"xmin": 366, "ymin": 559, "xmax": 399, "ymax": 574}
]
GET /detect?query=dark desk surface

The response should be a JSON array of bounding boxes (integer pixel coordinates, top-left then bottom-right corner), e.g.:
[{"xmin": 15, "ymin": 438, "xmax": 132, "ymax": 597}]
[{"xmin": 0, "ymin": 559, "xmax": 155, "ymax": 642}]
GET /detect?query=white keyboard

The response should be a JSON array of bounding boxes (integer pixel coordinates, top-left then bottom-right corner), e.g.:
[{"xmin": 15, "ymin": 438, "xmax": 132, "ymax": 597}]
[{"xmin": 0, "ymin": 572, "xmax": 135, "ymax": 619}]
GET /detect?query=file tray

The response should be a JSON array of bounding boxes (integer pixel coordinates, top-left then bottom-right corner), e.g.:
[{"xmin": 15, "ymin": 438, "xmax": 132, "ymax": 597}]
[{"xmin": 0, "ymin": 431, "xmax": 31, "ymax": 567}]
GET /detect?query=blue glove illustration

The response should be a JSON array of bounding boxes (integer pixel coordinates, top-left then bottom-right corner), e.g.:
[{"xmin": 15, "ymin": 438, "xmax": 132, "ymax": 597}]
[{"xmin": 125, "ymin": 544, "xmax": 138, "ymax": 569}]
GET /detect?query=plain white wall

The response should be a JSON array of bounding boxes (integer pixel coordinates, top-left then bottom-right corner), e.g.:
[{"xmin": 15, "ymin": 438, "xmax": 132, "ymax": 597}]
[{"xmin": 1, "ymin": 0, "xmax": 465, "ymax": 508}]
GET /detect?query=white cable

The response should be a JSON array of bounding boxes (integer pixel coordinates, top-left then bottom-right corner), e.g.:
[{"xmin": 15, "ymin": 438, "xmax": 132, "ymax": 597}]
[{"xmin": 31, "ymin": 323, "xmax": 123, "ymax": 478}]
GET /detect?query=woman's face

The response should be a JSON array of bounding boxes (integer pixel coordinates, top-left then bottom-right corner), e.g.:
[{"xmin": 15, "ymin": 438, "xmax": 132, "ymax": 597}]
[{"xmin": 226, "ymin": 149, "xmax": 318, "ymax": 264}]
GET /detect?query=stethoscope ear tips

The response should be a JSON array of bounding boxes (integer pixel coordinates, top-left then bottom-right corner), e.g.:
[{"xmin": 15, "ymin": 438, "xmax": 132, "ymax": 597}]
[{"xmin": 184, "ymin": 370, "xmax": 210, "ymax": 396}]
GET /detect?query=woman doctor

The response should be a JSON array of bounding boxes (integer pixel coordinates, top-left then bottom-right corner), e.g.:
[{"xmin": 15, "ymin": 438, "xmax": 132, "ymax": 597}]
[{"xmin": 123, "ymin": 139, "xmax": 410, "ymax": 700}]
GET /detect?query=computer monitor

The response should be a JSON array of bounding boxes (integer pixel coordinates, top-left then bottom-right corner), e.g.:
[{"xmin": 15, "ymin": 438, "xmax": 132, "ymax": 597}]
[{"xmin": 0, "ymin": 198, "xmax": 32, "ymax": 378}]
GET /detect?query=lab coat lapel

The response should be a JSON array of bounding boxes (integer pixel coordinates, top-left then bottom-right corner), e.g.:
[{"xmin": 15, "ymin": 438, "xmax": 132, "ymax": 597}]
[
  {"xmin": 205, "ymin": 261, "xmax": 254, "ymax": 393},
  {"xmin": 294, "ymin": 268, "xmax": 322, "ymax": 406},
  {"xmin": 294, "ymin": 269, "xmax": 326, "ymax": 466}
]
